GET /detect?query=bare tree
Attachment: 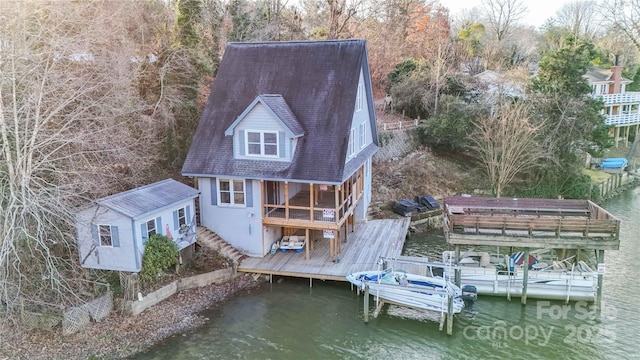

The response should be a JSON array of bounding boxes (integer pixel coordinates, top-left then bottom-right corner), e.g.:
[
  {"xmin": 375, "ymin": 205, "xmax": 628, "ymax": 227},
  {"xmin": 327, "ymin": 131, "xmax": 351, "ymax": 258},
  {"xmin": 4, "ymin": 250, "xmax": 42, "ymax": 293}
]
[
  {"xmin": 468, "ymin": 102, "xmax": 549, "ymax": 197},
  {"xmin": 553, "ymin": 0, "xmax": 602, "ymax": 41},
  {"xmin": 481, "ymin": 0, "xmax": 527, "ymax": 42},
  {"xmin": 326, "ymin": 0, "xmax": 358, "ymax": 39},
  {"xmin": 0, "ymin": 1, "xmax": 173, "ymax": 315},
  {"xmin": 605, "ymin": 0, "xmax": 640, "ymax": 52}
]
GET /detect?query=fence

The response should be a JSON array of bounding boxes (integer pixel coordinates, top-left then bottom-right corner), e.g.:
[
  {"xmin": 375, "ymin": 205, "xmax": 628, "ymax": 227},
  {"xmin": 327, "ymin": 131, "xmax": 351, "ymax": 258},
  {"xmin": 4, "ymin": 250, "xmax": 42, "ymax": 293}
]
[{"xmin": 379, "ymin": 118, "xmax": 420, "ymax": 131}]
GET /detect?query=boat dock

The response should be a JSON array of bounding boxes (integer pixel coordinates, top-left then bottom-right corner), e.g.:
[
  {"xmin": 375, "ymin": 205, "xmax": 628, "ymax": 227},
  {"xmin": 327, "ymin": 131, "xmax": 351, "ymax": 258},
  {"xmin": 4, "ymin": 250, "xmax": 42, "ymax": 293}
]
[
  {"xmin": 443, "ymin": 196, "xmax": 621, "ymax": 305},
  {"xmin": 238, "ymin": 218, "xmax": 411, "ymax": 282}
]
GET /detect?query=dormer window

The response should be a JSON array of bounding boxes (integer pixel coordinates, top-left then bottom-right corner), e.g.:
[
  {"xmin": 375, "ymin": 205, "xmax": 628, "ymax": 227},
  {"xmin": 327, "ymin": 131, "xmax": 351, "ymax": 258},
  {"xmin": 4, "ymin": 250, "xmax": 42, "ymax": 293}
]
[{"xmin": 246, "ymin": 130, "xmax": 279, "ymax": 157}]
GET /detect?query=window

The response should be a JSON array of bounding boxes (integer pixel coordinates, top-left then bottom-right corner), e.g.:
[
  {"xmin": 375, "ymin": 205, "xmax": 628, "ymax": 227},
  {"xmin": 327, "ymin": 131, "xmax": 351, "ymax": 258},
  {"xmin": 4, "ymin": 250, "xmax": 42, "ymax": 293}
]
[
  {"xmin": 355, "ymin": 83, "xmax": 364, "ymax": 112},
  {"xmin": 177, "ymin": 207, "xmax": 187, "ymax": 227},
  {"xmin": 98, "ymin": 225, "xmax": 113, "ymax": 246},
  {"xmin": 591, "ymin": 85, "xmax": 596, "ymax": 94},
  {"xmin": 246, "ymin": 131, "xmax": 278, "ymax": 157},
  {"xmin": 93, "ymin": 224, "xmax": 119, "ymax": 247},
  {"xmin": 219, "ymin": 179, "xmax": 245, "ymax": 206},
  {"xmin": 349, "ymin": 128, "xmax": 356, "ymax": 157},
  {"xmin": 359, "ymin": 123, "xmax": 366, "ymax": 148},
  {"xmin": 146, "ymin": 219, "xmax": 157, "ymax": 238},
  {"xmin": 600, "ymin": 84, "xmax": 607, "ymax": 94}
]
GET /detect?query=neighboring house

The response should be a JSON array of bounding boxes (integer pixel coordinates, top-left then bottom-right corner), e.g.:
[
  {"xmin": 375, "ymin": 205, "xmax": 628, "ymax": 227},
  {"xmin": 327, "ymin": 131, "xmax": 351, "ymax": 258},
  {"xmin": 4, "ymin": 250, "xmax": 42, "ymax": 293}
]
[
  {"xmin": 182, "ymin": 39, "xmax": 378, "ymax": 258},
  {"xmin": 76, "ymin": 179, "xmax": 199, "ymax": 272},
  {"xmin": 473, "ymin": 69, "xmax": 525, "ymax": 103},
  {"xmin": 585, "ymin": 64, "xmax": 638, "ymax": 147}
]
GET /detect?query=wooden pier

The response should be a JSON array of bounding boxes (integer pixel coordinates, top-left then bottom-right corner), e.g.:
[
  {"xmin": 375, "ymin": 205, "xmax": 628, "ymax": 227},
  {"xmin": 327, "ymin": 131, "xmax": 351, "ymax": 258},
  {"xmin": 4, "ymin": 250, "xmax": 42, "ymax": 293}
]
[{"xmin": 238, "ymin": 218, "xmax": 411, "ymax": 281}]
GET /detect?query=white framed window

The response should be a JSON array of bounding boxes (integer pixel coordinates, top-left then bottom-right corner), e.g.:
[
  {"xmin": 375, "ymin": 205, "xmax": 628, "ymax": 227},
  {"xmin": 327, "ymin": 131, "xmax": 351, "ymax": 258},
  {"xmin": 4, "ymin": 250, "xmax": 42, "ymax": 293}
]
[
  {"xmin": 356, "ymin": 83, "xmax": 364, "ymax": 112},
  {"xmin": 146, "ymin": 219, "xmax": 157, "ymax": 238},
  {"xmin": 177, "ymin": 207, "xmax": 187, "ymax": 227},
  {"xmin": 591, "ymin": 85, "xmax": 597, "ymax": 94},
  {"xmin": 600, "ymin": 84, "xmax": 607, "ymax": 95},
  {"xmin": 349, "ymin": 128, "xmax": 356, "ymax": 157},
  {"xmin": 218, "ymin": 178, "xmax": 246, "ymax": 206},
  {"xmin": 98, "ymin": 225, "xmax": 113, "ymax": 246},
  {"xmin": 246, "ymin": 130, "xmax": 278, "ymax": 157},
  {"xmin": 359, "ymin": 122, "xmax": 366, "ymax": 148}
]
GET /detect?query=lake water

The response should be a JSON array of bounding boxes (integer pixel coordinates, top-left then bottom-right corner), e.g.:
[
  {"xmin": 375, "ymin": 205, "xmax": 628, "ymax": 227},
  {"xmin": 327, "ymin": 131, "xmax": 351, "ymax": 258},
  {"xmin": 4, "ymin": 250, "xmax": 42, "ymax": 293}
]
[{"xmin": 133, "ymin": 189, "xmax": 640, "ymax": 359}]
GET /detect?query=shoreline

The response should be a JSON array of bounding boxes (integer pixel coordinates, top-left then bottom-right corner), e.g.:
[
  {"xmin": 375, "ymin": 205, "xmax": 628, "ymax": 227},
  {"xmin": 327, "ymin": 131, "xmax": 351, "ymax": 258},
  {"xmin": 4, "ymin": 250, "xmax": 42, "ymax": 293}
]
[{"xmin": 0, "ymin": 275, "xmax": 261, "ymax": 359}]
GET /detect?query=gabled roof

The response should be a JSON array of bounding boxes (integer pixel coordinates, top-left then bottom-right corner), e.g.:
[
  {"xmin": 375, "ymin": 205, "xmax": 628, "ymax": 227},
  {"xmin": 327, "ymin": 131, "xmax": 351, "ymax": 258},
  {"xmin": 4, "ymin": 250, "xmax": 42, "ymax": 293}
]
[
  {"xmin": 97, "ymin": 179, "xmax": 199, "ymax": 220},
  {"xmin": 584, "ymin": 67, "xmax": 632, "ymax": 84},
  {"xmin": 224, "ymin": 94, "xmax": 304, "ymax": 137},
  {"xmin": 182, "ymin": 39, "xmax": 378, "ymax": 183}
]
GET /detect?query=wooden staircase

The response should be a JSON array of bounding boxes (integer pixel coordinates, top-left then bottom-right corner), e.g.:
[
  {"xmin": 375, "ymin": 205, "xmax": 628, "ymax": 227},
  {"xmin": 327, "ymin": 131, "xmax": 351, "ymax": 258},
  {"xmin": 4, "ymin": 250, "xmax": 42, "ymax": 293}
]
[{"xmin": 196, "ymin": 226, "xmax": 245, "ymax": 265}]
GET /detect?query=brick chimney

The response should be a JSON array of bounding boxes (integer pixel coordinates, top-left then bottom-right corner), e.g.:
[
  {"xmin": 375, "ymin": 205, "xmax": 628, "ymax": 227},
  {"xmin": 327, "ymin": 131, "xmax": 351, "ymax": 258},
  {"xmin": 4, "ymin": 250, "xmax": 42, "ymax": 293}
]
[{"xmin": 609, "ymin": 54, "xmax": 623, "ymax": 94}]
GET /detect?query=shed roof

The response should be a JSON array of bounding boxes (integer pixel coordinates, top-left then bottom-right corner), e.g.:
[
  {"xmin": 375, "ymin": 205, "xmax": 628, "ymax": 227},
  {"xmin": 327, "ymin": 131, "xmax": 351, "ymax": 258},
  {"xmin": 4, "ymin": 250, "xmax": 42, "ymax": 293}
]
[
  {"xmin": 97, "ymin": 179, "xmax": 199, "ymax": 219},
  {"xmin": 182, "ymin": 39, "xmax": 378, "ymax": 183}
]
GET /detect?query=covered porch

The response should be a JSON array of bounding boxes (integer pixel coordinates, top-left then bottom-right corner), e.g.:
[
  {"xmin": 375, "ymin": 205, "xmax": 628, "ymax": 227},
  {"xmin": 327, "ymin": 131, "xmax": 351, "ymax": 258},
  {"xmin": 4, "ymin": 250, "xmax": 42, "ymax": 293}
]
[
  {"xmin": 261, "ymin": 165, "xmax": 365, "ymax": 260},
  {"xmin": 239, "ymin": 218, "xmax": 411, "ymax": 281}
]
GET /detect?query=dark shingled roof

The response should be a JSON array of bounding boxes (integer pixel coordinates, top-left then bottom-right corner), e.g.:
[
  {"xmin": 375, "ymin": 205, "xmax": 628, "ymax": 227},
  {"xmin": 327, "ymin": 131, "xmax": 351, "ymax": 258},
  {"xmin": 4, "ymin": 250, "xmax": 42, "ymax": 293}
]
[
  {"xmin": 258, "ymin": 94, "xmax": 304, "ymax": 136},
  {"xmin": 182, "ymin": 39, "xmax": 378, "ymax": 184},
  {"xmin": 97, "ymin": 179, "xmax": 199, "ymax": 219}
]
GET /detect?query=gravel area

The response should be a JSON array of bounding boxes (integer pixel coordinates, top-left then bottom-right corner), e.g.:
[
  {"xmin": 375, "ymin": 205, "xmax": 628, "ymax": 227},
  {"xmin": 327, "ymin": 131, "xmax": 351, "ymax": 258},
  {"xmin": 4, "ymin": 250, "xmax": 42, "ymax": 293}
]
[{"xmin": 0, "ymin": 275, "xmax": 262, "ymax": 359}]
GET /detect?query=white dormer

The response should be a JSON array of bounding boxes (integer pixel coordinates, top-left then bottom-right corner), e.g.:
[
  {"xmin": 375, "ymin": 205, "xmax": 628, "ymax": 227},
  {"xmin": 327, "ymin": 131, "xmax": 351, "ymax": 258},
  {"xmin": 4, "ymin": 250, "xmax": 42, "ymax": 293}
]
[{"xmin": 225, "ymin": 95, "xmax": 304, "ymax": 162}]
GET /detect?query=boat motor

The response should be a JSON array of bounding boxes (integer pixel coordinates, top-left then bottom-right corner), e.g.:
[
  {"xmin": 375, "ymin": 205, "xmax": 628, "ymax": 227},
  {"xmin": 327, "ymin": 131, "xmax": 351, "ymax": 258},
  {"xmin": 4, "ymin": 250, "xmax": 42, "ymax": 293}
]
[{"xmin": 461, "ymin": 285, "xmax": 478, "ymax": 309}]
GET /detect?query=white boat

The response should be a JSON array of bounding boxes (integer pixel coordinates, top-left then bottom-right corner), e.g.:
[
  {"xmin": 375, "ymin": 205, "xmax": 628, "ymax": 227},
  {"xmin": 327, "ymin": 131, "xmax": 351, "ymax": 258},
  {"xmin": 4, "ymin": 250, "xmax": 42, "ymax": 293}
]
[
  {"xmin": 442, "ymin": 250, "xmax": 597, "ymax": 302},
  {"xmin": 278, "ymin": 235, "xmax": 306, "ymax": 253},
  {"xmin": 346, "ymin": 269, "xmax": 466, "ymax": 314}
]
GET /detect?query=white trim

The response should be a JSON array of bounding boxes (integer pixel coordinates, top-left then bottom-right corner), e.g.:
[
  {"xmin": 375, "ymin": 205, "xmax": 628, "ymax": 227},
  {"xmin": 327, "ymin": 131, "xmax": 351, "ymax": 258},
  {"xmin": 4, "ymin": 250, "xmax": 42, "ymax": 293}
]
[
  {"xmin": 217, "ymin": 178, "xmax": 247, "ymax": 207},
  {"xmin": 245, "ymin": 130, "xmax": 279, "ymax": 158},
  {"xmin": 359, "ymin": 122, "xmax": 366, "ymax": 148},
  {"xmin": 145, "ymin": 218, "xmax": 157, "ymax": 238},
  {"xmin": 97, "ymin": 224, "xmax": 114, "ymax": 247},
  {"xmin": 356, "ymin": 83, "xmax": 364, "ymax": 112},
  {"xmin": 349, "ymin": 128, "xmax": 356, "ymax": 157}
]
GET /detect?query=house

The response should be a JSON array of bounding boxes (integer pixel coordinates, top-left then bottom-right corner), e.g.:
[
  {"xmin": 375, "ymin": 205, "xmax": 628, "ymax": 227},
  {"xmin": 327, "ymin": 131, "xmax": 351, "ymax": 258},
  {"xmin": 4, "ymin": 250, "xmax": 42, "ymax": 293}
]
[
  {"xmin": 182, "ymin": 40, "xmax": 378, "ymax": 259},
  {"xmin": 75, "ymin": 179, "xmax": 200, "ymax": 272},
  {"xmin": 473, "ymin": 69, "xmax": 525, "ymax": 102},
  {"xmin": 585, "ymin": 64, "xmax": 638, "ymax": 147}
]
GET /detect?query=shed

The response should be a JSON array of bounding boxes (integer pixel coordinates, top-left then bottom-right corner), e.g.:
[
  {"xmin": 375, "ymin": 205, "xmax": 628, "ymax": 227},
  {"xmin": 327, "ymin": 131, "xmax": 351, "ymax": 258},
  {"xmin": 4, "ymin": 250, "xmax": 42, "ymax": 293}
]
[{"xmin": 75, "ymin": 179, "xmax": 200, "ymax": 272}]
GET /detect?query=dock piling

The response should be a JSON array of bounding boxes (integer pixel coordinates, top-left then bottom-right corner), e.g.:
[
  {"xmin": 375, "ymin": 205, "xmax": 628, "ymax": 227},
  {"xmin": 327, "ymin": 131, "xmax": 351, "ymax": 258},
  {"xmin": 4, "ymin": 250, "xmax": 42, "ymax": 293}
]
[
  {"xmin": 364, "ymin": 285, "xmax": 369, "ymax": 323},
  {"xmin": 521, "ymin": 248, "xmax": 529, "ymax": 305}
]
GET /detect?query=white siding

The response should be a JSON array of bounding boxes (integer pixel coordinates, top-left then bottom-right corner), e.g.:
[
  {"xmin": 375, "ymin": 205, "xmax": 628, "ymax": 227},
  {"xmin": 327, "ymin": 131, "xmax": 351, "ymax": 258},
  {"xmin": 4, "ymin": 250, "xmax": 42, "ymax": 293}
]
[
  {"xmin": 345, "ymin": 70, "xmax": 373, "ymax": 163},
  {"xmin": 76, "ymin": 206, "xmax": 138, "ymax": 272},
  {"xmin": 199, "ymin": 177, "xmax": 265, "ymax": 256},
  {"xmin": 76, "ymin": 198, "xmax": 198, "ymax": 272},
  {"xmin": 234, "ymin": 104, "xmax": 291, "ymax": 161}
]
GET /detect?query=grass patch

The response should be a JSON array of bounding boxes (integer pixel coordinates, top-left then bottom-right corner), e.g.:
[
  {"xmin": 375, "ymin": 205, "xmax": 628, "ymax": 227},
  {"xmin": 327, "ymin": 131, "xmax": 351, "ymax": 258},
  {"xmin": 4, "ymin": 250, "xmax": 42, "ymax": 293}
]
[{"xmin": 583, "ymin": 168, "xmax": 611, "ymax": 184}]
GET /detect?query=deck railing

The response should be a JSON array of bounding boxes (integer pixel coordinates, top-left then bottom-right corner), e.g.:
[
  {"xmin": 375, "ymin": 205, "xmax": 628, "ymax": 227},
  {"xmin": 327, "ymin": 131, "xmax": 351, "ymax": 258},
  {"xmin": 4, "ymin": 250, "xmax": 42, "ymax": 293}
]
[{"xmin": 446, "ymin": 214, "xmax": 618, "ymax": 239}]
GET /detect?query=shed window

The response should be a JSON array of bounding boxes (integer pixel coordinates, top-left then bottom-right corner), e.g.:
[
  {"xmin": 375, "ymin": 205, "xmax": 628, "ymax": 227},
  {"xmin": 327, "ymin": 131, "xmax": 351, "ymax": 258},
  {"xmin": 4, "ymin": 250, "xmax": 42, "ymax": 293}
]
[
  {"xmin": 219, "ymin": 179, "xmax": 245, "ymax": 206},
  {"xmin": 246, "ymin": 131, "xmax": 278, "ymax": 157},
  {"xmin": 99, "ymin": 225, "xmax": 113, "ymax": 246},
  {"xmin": 177, "ymin": 207, "xmax": 187, "ymax": 227},
  {"xmin": 146, "ymin": 219, "xmax": 157, "ymax": 237}
]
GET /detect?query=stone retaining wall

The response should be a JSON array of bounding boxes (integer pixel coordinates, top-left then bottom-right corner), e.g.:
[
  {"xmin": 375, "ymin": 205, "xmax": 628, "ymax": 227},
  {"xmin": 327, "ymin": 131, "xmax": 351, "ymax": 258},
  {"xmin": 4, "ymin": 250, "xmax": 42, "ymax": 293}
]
[{"xmin": 123, "ymin": 267, "xmax": 237, "ymax": 316}]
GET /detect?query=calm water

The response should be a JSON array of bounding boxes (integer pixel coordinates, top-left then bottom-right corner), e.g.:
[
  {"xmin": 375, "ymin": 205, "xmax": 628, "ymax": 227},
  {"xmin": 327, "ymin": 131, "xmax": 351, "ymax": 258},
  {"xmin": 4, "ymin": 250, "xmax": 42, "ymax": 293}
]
[{"xmin": 134, "ymin": 189, "xmax": 640, "ymax": 359}]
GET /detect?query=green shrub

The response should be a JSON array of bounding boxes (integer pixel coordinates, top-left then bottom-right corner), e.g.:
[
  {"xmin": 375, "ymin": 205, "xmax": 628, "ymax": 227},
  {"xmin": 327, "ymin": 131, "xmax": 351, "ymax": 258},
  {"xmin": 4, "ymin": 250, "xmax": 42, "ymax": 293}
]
[{"xmin": 139, "ymin": 234, "xmax": 179, "ymax": 285}]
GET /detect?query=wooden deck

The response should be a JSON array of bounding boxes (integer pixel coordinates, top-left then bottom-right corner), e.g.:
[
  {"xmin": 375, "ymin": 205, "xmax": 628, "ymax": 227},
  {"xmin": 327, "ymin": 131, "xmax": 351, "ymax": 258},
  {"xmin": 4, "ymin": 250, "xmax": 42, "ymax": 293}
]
[
  {"xmin": 443, "ymin": 196, "xmax": 621, "ymax": 250},
  {"xmin": 238, "ymin": 218, "xmax": 411, "ymax": 281}
]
